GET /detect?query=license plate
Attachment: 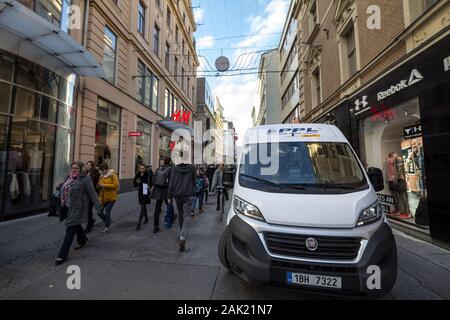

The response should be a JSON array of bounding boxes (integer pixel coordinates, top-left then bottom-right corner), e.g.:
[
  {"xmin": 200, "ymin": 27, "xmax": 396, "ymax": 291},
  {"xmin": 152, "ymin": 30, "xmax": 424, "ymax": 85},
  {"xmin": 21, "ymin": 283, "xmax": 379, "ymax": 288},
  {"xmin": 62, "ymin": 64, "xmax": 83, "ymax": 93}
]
[{"xmin": 287, "ymin": 272, "xmax": 342, "ymax": 289}]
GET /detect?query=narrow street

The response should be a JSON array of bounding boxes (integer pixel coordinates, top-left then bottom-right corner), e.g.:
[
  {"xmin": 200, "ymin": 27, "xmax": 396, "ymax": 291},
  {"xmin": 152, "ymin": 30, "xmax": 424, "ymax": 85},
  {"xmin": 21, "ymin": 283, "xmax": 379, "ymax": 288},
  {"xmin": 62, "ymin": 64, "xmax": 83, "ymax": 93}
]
[{"xmin": 1, "ymin": 191, "xmax": 449, "ymax": 300}]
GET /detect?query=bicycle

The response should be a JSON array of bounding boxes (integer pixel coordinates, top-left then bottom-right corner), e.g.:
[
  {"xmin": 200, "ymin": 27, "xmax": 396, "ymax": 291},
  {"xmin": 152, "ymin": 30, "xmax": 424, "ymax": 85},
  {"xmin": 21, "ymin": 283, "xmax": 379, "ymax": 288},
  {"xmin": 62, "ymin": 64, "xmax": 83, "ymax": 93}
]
[{"xmin": 214, "ymin": 185, "xmax": 226, "ymax": 223}]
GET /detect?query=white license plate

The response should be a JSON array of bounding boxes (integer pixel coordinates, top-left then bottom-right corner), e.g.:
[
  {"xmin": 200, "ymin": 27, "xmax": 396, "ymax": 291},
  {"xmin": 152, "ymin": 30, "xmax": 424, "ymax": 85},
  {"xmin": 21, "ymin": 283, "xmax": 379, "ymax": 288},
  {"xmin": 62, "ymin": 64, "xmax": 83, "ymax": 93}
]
[{"xmin": 287, "ymin": 272, "xmax": 342, "ymax": 289}]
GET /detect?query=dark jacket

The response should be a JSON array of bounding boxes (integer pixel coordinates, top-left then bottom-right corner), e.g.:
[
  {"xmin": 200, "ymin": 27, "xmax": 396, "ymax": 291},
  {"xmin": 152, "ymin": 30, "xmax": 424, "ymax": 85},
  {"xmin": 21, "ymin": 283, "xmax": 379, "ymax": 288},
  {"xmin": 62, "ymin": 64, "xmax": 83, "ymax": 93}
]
[
  {"xmin": 59, "ymin": 175, "xmax": 101, "ymax": 227},
  {"xmin": 151, "ymin": 165, "xmax": 171, "ymax": 200},
  {"xmin": 168, "ymin": 164, "xmax": 196, "ymax": 198},
  {"xmin": 134, "ymin": 171, "xmax": 152, "ymax": 205},
  {"xmin": 87, "ymin": 168, "xmax": 100, "ymax": 194}
]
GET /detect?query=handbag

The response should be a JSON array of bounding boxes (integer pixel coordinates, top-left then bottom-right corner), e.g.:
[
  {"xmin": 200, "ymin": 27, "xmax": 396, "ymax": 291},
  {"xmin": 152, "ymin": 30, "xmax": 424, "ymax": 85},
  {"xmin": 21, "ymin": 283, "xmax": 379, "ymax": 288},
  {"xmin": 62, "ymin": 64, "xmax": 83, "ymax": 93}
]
[
  {"xmin": 164, "ymin": 203, "xmax": 175, "ymax": 229},
  {"xmin": 48, "ymin": 190, "xmax": 60, "ymax": 217}
]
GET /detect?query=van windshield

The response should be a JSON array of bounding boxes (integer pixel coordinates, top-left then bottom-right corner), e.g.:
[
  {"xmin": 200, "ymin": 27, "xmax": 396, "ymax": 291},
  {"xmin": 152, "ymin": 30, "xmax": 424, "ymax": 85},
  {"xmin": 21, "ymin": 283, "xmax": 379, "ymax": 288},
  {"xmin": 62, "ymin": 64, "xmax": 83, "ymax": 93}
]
[{"xmin": 239, "ymin": 142, "xmax": 368, "ymax": 193}]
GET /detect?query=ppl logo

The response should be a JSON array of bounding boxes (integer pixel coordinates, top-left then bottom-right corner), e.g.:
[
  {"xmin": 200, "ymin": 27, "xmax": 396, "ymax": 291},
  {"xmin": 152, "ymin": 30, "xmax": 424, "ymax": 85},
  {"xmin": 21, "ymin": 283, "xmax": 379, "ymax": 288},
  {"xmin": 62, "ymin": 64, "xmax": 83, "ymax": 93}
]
[{"xmin": 267, "ymin": 128, "xmax": 319, "ymax": 135}]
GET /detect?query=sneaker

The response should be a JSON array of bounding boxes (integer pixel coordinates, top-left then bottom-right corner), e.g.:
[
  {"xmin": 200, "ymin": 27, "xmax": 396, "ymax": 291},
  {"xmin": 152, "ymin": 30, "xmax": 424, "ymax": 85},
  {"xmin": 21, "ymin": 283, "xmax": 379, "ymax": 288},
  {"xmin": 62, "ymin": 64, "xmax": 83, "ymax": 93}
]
[
  {"xmin": 153, "ymin": 227, "xmax": 160, "ymax": 234},
  {"xmin": 190, "ymin": 211, "xmax": 195, "ymax": 217},
  {"xmin": 101, "ymin": 227, "xmax": 110, "ymax": 235},
  {"xmin": 136, "ymin": 223, "xmax": 141, "ymax": 231},
  {"xmin": 179, "ymin": 239, "xmax": 186, "ymax": 252}
]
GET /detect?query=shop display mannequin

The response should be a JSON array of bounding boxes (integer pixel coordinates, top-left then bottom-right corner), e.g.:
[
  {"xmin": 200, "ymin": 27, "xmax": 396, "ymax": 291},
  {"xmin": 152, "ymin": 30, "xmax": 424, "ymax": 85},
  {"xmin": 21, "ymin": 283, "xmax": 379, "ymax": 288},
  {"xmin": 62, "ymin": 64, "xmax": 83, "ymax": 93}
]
[
  {"xmin": 395, "ymin": 155, "xmax": 411, "ymax": 218},
  {"xmin": 386, "ymin": 152, "xmax": 400, "ymax": 215}
]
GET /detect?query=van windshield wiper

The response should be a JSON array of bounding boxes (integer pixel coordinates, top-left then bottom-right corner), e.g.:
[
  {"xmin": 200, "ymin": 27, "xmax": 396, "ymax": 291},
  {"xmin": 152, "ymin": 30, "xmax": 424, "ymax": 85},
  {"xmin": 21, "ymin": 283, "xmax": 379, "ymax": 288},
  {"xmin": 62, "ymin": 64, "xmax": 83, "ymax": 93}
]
[
  {"xmin": 314, "ymin": 183, "xmax": 359, "ymax": 190},
  {"xmin": 239, "ymin": 174, "xmax": 282, "ymax": 187}
]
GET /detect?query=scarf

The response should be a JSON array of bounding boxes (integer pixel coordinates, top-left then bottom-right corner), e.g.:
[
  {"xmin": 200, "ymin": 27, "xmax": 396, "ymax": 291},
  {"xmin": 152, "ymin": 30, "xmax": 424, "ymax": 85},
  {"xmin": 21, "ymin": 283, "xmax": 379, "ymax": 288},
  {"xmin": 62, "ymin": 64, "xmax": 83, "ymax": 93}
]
[{"xmin": 62, "ymin": 174, "xmax": 79, "ymax": 207}]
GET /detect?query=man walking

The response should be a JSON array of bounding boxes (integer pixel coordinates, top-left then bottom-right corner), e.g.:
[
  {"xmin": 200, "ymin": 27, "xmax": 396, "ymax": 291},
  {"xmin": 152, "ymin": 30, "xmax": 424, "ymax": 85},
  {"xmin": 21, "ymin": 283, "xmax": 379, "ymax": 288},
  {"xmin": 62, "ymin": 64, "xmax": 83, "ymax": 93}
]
[
  {"xmin": 211, "ymin": 163, "xmax": 229, "ymax": 211},
  {"xmin": 168, "ymin": 162, "xmax": 196, "ymax": 252}
]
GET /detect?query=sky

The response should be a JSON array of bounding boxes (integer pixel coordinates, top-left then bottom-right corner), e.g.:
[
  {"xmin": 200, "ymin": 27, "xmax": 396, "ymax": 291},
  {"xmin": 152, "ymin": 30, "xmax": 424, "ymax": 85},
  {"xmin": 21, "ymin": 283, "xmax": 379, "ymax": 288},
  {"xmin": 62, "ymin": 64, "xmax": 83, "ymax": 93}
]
[{"xmin": 192, "ymin": 0, "xmax": 290, "ymax": 145}]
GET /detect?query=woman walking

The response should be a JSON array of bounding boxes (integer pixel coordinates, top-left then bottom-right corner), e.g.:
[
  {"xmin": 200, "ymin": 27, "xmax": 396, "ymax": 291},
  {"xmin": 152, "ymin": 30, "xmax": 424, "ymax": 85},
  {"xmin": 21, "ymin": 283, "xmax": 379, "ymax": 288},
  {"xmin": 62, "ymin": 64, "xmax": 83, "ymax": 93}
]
[
  {"xmin": 85, "ymin": 160, "xmax": 100, "ymax": 233},
  {"xmin": 134, "ymin": 164, "xmax": 153, "ymax": 230},
  {"xmin": 55, "ymin": 162, "xmax": 101, "ymax": 266},
  {"xmin": 151, "ymin": 157, "xmax": 171, "ymax": 233},
  {"xmin": 191, "ymin": 168, "xmax": 207, "ymax": 215},
  {"xmin": 97, "ymin": 163, "xmax": 120, "ymax": 235}
]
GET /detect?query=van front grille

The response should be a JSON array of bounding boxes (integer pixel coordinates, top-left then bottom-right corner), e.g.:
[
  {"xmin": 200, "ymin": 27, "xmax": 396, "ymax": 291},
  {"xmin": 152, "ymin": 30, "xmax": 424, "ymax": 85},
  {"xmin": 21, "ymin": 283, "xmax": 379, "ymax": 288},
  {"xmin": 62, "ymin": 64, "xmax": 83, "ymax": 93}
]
[{"xmin": 264, "ymin": 232, "xmax": 361, "ymax": 261}]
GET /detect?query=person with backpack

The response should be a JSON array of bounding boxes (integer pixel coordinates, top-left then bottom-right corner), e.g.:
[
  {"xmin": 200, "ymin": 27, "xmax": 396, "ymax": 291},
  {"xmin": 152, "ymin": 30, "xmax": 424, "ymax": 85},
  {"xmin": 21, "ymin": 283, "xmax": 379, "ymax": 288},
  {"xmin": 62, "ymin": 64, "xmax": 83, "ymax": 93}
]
[
  {"xmin": 191, "ymin": 168, "xmax": 207, "ymax": 215},
  {"xmin": 55, "ymin": 162, "xmax": 101, "ymax": 265},
  {"xmin": 151, "ymin": 157, "xmax": 172, "ymax": 233},
  {"xmin": 97, "ymin": 163, "xmax": 120, "ymax": 235},
  {"xmin": 134, "ymin": 163, "xmax": 153, "ymax": 231},
  {"xmin": 168, "ymin": 161, "xmax": 196, "ymax": 252}
]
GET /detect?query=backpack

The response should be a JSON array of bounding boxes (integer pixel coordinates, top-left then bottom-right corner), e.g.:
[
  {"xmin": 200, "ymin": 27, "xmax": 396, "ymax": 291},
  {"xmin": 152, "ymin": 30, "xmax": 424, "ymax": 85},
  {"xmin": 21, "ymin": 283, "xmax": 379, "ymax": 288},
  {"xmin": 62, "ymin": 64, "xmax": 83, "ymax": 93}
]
[
  {"xmin": 154, "ymin": 167, "xmax": 170, "ymax": 187},
  {"xmin": 195, "ymin": 177, "xmax": 205, "ymax": 192}
]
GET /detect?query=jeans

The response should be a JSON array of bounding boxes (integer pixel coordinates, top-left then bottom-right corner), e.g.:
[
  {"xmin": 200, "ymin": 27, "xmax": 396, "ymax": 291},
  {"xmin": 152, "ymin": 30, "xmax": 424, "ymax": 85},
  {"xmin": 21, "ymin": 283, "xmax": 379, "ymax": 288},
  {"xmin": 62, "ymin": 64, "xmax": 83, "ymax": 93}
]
[
  {"xmin": 191, "ymin": 191, "xmax": 204, "ymax": 211},
  {"xmin": 154, "ymin": 199, "xmax": 169, "ymax": 228},
  {"xmin": 175, "ymin": 197, "xmax": 193, "ymax": 241},
  {"xmin": 204, "ymin": 189, "xmax": 209, "ymax": 204},
  {"xmin": 98, "ymin": 201, "xmax": 115, "ymax": 228},
  {"xmin": 57, "ymin": 224, "xmax": 87, "ymax": 260}
]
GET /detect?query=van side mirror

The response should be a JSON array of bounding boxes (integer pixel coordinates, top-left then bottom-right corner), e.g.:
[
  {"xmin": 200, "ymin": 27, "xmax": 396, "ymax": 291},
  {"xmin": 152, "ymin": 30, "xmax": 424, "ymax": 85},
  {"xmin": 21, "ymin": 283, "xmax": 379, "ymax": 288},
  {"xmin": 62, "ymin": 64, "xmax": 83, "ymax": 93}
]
[
  {"xmin": 223, "ymin": 167, "xmax": 235, "ymax": 188},
  {"xmin": 367, "ymin": 167, "xmax": 384, "ymax": 192}
]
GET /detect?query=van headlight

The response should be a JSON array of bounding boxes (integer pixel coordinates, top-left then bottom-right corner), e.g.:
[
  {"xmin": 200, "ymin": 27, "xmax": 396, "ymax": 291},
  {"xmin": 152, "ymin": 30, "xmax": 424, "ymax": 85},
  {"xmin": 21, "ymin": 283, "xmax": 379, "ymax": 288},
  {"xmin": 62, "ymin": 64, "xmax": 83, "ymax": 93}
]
[
  {"xmin": 357, "ymin": 201, "xmax": 383, "ymax": 227},
  {"xmin": 233, "ymin": 196, "xmax": 265, "ymax": 221}
]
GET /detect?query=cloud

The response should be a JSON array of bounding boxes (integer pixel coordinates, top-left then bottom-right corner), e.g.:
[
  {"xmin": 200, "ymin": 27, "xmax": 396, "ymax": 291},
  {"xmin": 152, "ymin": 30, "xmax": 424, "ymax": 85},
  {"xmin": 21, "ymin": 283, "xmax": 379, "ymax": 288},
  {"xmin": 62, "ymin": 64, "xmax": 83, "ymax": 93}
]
[
  {"xmin": 193, "ymin": 8, "xmax": 204, "ymax": 23},
  {"xmin": 197, "ymin": 35, "xmax": 216, "ymax": 49}
]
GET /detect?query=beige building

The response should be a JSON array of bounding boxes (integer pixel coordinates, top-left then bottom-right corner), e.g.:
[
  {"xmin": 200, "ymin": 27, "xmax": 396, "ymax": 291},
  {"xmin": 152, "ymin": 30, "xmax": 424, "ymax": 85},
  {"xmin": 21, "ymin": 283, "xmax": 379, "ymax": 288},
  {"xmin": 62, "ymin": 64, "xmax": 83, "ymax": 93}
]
[{"xmin": 75, "ymin": 0, "xmax": 199, "ymax": 190}]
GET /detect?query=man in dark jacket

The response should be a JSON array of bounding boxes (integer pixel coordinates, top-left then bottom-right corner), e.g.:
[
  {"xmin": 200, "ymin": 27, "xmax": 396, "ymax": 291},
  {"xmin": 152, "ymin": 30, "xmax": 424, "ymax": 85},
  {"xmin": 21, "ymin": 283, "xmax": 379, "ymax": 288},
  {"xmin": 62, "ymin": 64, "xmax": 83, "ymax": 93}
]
[
  {"xmin": 168, "ymin": 162, "xmax": 196, "ymax": 252},
  {"xmin": 151, "ymin": 157, "xmax": 172, "ymax": 233}
]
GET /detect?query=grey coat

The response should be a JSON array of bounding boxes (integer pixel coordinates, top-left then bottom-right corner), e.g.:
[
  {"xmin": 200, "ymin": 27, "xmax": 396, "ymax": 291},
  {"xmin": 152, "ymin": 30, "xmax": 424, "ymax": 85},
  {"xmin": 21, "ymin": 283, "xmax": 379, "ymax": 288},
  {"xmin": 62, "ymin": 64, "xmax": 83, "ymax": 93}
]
[{"xmin": 61, "ymin": 175, "xmax": 101, "ymax": 227}]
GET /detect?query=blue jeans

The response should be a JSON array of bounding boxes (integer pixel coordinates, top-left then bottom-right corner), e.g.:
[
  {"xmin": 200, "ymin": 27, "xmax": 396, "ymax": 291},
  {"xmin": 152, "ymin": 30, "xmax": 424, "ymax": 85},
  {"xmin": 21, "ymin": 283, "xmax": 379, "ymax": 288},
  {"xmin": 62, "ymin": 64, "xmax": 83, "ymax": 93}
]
[
  {"xmin": 98, "ymin": 201, "xmax": 115, "ymax": 228},
  {"xmin": 191, "ymin": 191, "xmax": 204, "ymax": 211}
]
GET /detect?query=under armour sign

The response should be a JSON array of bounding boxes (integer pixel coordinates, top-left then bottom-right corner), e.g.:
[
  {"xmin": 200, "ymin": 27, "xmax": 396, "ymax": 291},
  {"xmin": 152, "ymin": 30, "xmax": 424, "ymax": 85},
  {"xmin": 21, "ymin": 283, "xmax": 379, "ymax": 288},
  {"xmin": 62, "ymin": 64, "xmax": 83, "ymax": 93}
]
[{"xmin": 377, "ymin": 69, "xmax": 423, "ymax": 101}]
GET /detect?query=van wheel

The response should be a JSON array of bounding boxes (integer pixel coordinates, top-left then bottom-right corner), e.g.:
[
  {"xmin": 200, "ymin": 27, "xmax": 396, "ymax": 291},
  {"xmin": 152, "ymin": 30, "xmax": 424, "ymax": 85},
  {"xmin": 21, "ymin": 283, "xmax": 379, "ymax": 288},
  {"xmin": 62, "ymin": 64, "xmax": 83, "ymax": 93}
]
[{"xmin": 218, "ymin": 229, "xmax": 230, "ymax": 269}]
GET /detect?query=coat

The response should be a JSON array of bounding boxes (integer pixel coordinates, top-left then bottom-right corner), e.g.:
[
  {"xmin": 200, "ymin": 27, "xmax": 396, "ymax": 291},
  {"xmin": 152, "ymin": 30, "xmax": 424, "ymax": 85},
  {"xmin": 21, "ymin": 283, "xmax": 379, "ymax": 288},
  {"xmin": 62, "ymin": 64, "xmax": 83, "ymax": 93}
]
[
  {"xmin": 167, "ymin": 164, "xmax": 196, "ymax": 198},
  {"xmin": 211, "ymin": 169, "xmax": 223, "ymax": 190},
  {"xmin": 134, "ymin": 171, "xmax": 152, "ymax": 205},
  {"xmin": 99, "ymin": 170, "xmax": 120, "ymax": 204},
  {"xmin": 151, "ymin": 166, "xmax": 171, "ymax": 200},
  {"xmin": 87, "ymin": 168, "xmax": 100, "ymax": 194},
  {"xmin": 60, "ymin": 175, "xmax": 101, "ymax": 227}
]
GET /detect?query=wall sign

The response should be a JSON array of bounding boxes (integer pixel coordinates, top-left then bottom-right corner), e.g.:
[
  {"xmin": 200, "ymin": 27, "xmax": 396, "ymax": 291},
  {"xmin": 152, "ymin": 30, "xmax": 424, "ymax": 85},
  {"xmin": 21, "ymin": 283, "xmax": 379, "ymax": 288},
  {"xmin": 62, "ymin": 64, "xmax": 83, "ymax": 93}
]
[
  {"xmin": 444, "ymin": 56, "xmax": 450, "ymax": 72},
  {"xmin": 377, "ymin": 69, "xmax": 423, "ymax": 101},
  {"xmin": 171, "ymin": 111, "xmax": 191, "ymax": 125},
  {"xmin": 128, "ymin": 132, "xmax": 143, "ymax": 137},
  {"xmin": 404, "ymin": 124, "xmax": 422, "ymax": 139}
]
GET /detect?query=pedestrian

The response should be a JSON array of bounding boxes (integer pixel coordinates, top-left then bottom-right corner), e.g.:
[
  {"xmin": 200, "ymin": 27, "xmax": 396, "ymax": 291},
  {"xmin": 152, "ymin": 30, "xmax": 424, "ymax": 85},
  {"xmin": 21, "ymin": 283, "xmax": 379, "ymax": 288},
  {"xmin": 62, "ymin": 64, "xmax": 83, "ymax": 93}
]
[
  {"xmin": 151, "ymin": 157, "xmax": 172, "ymax": 233},
  {"xmin": 97, "ymin": 163, "xmax": 119, "ymax": 235},
  {"xmin": 211, "ymin": 163, "xmax": 229, "ymax": 211},
  {"xmin": 203, "ymin": 167, "xmax": 210, "ymax": 204},
  {"xmin": 168, "ymin": 161, "xmax": 196, "ymax": 252},
  {"xmin": 84, "ymin": 160, "xmax": 100, "ymax": 233},
  {"xmin": 55, "ymin": 161, "xmax": 101, "ymax": 266},
  {"xmin": 206, "ymin": 164, "xmax": 216, "ymax": 192},
  {"xmin": 191, "ymin": 168, "xmax": 207, "ymax": 214},
  {"xmin": 134, "ymin": 163, "xmax": 152, "ymax": 231}
]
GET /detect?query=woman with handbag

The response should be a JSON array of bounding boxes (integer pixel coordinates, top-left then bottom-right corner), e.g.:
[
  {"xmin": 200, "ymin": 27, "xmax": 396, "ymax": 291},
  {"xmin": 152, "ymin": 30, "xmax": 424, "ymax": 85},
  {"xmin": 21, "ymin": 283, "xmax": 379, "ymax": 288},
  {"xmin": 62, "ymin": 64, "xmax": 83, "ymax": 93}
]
[
  {"xmin": 134, "ymin": 164, "xmax": 153, "ymax": 230},
  {"xmin": 55, "ymin": 162, "xmax": 101, "ymax": 266},
  {"xmin": 395, "ymin": 155, "xmax": 411, "ymax": 219}
]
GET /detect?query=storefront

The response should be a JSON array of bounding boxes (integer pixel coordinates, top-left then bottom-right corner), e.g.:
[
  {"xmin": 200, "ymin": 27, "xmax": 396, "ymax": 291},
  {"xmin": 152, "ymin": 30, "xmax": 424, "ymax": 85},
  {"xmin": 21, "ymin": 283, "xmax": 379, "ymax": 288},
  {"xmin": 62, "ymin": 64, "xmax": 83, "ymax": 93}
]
[
  {"xmin": 347, "ymin": 35, "xmax": 450, "ymax": 243},
  {"xmin": 135, "ymin": 117, "xmax": 152, "ymax": 170},
  {"xmin": 95, "ymin": 98, "xmax": 121, "ymax": 173},
  {"xmin": 0, "ymin": 50, "xmax": 77, "ymax": 219}
]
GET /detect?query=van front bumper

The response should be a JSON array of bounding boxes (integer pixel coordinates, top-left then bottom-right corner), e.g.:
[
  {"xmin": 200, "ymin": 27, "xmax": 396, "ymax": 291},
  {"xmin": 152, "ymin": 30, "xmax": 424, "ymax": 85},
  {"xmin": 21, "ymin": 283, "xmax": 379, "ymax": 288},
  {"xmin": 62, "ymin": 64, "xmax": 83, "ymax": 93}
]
[{"xmin": 226, "ymin": 215, "xmax": 398, "ymax": 297}]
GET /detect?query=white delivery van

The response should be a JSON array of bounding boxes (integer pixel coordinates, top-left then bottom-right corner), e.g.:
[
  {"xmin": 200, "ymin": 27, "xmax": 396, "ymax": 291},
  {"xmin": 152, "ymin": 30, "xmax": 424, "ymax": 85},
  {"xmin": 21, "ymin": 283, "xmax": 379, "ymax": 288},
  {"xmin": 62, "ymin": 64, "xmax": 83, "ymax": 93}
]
[{"xmin": 218, "ymin": 124, "xmax": 397, "ymax": 297}]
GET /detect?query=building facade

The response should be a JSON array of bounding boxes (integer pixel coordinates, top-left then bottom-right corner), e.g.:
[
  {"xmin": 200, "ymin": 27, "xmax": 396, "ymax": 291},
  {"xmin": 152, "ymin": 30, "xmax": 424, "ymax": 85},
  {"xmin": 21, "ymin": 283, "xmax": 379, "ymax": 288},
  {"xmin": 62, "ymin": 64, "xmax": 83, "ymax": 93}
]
[
  {"xmin": 291, "ymin": 0, "xmax": 450, "ymax": 244},
  {"xmin": 77, "ymin": 0, "xmax": 199, "ymax": 191},
  {"xmin": 195, "ymin": 77, "xmax": 215, "ymax": 164},
  {"xmin": 0, "ymin": 0, "xmax": 104, "ymax": 220}
]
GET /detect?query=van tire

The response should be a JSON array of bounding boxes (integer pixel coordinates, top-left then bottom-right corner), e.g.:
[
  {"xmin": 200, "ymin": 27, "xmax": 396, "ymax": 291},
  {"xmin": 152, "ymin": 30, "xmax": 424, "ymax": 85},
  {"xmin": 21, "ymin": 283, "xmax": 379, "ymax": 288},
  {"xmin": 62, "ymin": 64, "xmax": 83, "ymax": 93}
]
[{"xmin": 218, "ymin": 229, "xmax": 230, "ymax": 269}]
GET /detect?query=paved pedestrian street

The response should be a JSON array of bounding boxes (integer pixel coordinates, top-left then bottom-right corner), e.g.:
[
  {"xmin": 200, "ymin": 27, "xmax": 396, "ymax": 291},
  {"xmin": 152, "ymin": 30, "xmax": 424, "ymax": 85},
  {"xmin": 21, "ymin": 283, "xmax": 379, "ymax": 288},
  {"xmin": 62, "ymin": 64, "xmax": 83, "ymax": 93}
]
[{"xmin": 1, "ymin": 191, "xmax": 449, "ymax": 300}]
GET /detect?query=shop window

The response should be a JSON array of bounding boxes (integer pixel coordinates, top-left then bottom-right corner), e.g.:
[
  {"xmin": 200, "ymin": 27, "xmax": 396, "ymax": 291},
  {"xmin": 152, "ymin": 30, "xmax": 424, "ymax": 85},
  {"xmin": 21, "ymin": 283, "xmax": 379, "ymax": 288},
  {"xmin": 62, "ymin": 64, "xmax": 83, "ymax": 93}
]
[
  {"xmin": 359, "ymin": 98, "xmax": 427, "ymax": 226},
  {"xmin": 152, "ymin": 76, "xmax": 159, "ymax": 112},
  {"xmin": 14, "ymin": 88, "xmax": 58, "ymax": 124},
  {"xmin": 0, "ymin": 82, "xmax": 11, "ymax": 114},
  {"xmin": 135, "ymin": 118, "xmax": 152, "ymax": 171},
  {"xmin": 95, "ymin": 98, "xmax": 121, "ymax": 173}
]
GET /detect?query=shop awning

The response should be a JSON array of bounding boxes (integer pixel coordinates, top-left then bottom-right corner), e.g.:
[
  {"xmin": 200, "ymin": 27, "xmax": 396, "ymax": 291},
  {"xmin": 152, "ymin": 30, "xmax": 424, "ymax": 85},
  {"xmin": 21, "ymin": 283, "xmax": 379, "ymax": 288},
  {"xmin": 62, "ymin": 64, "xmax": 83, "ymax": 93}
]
[
  {"xmin": 0, "ymin": 0, "xmax": 105, "ymax": 78},
  {"xmin": 158, "ymin": 120, "xmax": 193, "ymax": 136}
]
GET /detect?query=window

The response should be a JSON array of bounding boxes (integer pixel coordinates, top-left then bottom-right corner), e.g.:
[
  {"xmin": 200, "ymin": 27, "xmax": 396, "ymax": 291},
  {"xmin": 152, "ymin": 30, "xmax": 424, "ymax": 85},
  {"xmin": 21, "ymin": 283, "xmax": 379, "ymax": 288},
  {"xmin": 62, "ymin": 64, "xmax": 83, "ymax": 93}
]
[
  {"xmin": 167, "ymin": 7, "xmax": 171, "ymax": 28},
  {"xmin": 175, "ymin": 25, "xmax": 179, "ymax": 43},
  {"xmin": 181, "ymin": 67, "xmax": 185, "ymax": 90},
  {"xmin": 95, "ymin": 98, "xmax": 121, "ymax": 173},
  {"xmin": 345, "ymin": 26, "xmax": 357, "ymax": 78},
  {"xmin": 135, "ymin": 118, "xmax": 152, "ymax": 171},
  {"xmin": 308, "ymin": 1, "xmax": 318, "ymax": 36},
  {"xmin": 312, "ymin": 67, "xmax": 321, "ymax": 108},
  {"xmin": 281, "ymin": 41, "xmax": 297, "ymax": 84},
  {"xmin": 136, "ymin": 60, "xmax": 146, "ymax": 104},
  {"xmin": 408, "ymin": 0, "xmax": 439, "ymax": 23},
  {"xmin": 174, "ymin": 57, "xmax": 179, "ymax": 82},
  {"xmin": 281, "ymin": 72, "xmax": 299, "ymax": 109},
  {"xmin": 103, "ymin": 26, "xmax": 117, "ymax": 84},
  {"xmin": 182, "ymin": 40, "xmax": 185, "ymax": 55},
  {"xmin": 152, "ymin": 76, "xmax": 159, "ymax": 112},
  {"xmin": 165, "ymin": 89, "xmax": 171, "ymax": 117},
  {"xmin": 165, "ymin": 42, "xmax": 170, "ymax": 70},
  {"xmin": 138, "ymin": 1, "xmax": 145, "ymax": 36},
  {"xmin": 153, "ymin": 24, "xmax": 160, "ymax": 55}
]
